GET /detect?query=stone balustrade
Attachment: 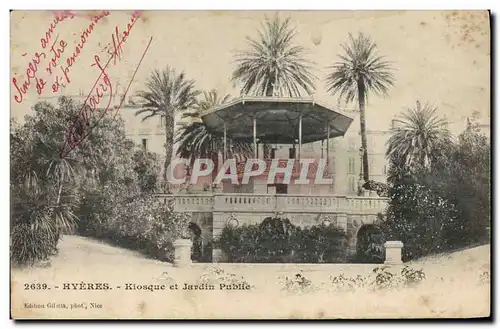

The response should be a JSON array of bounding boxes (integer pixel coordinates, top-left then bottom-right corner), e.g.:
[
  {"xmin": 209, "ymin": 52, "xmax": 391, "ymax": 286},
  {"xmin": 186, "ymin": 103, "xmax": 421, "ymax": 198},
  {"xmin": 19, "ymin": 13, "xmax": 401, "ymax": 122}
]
[{"xmin": 155, "ymin": 193, "xmax": 388, "ymax": 215}]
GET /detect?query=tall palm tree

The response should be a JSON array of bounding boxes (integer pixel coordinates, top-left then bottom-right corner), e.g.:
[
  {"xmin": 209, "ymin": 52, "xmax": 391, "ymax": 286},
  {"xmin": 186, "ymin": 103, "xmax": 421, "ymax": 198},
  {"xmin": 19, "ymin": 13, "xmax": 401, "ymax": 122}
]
[
  {"xmin": 325, "ymin": 32, "xmax": 395, "ymax": 183},
  {"xmin": 232, "ymin": 15, "xmax": 316, "ymax": 98},
  {"xmin": 135, "ymin": 67, "xmax": 200, "ymax": 190},
  {"xmin": 386, "ymin": 101, "xmax": 451, "ymax": 175},
  {"xmin": 175, "ymin": 90, "xmax": 252, "ymax": 171},
  {"xmin": 232, "ymin": 14, "xmax": 316, "ymax": 158}
]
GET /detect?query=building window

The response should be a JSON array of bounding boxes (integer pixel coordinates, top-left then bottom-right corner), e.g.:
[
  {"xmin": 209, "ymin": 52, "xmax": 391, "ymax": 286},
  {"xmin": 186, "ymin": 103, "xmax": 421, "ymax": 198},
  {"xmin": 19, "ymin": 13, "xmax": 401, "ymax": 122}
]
[
  {"xmin": 348, "ymin": 137, "xmax": 356, "ymax": 151},
  {"xmin": 348, "ymin": 176, "xmax": 356, "ymax": 192},
  {"xmin": 348, "ymin": 157, "xmax": 355, "ymax": 174},
  {"xmin": 159, "ymin": 116, "xmax": 167, "ymax": 128},
  {"xmin": 371, "ymin": 138, "xmax": 377, "ymax": 152},
  {"xmin": 383, "ymin": 165, "xmax": 387, "ymax": 175},
  {"xmin": 142, "ymin": 138, "xmax": 148, "ymax": 151}
]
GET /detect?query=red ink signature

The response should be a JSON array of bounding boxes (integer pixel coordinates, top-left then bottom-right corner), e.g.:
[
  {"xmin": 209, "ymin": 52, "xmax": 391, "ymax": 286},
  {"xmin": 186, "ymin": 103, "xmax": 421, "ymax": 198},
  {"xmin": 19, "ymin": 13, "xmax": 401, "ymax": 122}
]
[
  {"xmin": 60, "ymin": 12, "xmax": 150, "ymax": 159},
  {"xmin": 110, "ymin": 11, "xmax": 141, "ymax": 65}
]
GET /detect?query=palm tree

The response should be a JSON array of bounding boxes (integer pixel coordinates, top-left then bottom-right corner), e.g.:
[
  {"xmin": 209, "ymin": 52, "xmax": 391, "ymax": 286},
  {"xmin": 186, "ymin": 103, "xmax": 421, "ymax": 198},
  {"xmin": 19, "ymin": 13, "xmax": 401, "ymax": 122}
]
[
  {"xmin": 232, "ymin": 14, "xmax": 316, "ymax": 98},
  {"xmin": 232, "ymin": 14, "xmax": 316, "ymax": 158},
  {"xmin": 196, "ymin": 89, "xmax": 232, "ymax": 113},
  {"xmin": 175, "ymin": 90, "xmax": 252, "ymax": 177},
  {"xmin": 386, "ymin": 101, "xmax": 451, "ymax": 175},
  {"xmin": 135, "ymin": 67, "xmax": 200, "ymax": 190},
  {"xmin": 325, "ymin": 32, "xmax": 395, "ymax": 183}
]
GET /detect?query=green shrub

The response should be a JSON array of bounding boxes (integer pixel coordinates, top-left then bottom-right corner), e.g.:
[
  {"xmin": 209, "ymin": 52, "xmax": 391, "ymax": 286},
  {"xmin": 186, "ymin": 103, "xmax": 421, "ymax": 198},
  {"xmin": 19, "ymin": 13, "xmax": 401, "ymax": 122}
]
[
  {"xmin": 329, "ymin": 266, "xmax": 426, "ymax": 292},
  {"xmin": 100, "ymin": 197, "xmax": 191, "ymax": 262},
  {"xmin": 479, "ymin": 271, "xmax": 490, "ymax": 285},
  {"xmin": 255, "ymin": 216, "xmax": 296, "ymax": 262},
  {"xmin": 10, "ymin": 187, "xmax": 78, "ymax": 266},
  {"xmin": 133, "ymin": 150, "xmax": 161, "ymax": 193},
  {"xmin": 279, "ymin": 272, "xmax": 318, "ymax": 293},
  {"xmin": 363, "ymin": 180, "xmax": 389, "ymax": 197},
  {"xmin": 400, "ymin": 266, "xmax": 426, "ymax": 286},
  {"xmin": 294, "ymin": 225, "xmax": 347, "ymax": 263},
  {"xmin": 330, "ymin": 273, "xmax": 368, "ymax": 292},
  {"xmin": 217, "ymin": 217, "xmax": 347, "ymax": 263},
  {"xmin": 217, "ymin": 224, "xmax": 260, "ymax": 262},
  {"xmin": 11, "ymin": 222, "xmax": 56, "ymax": 266},
  {"xmin": 198, "ymin": 266, "xmax": 253, "ymax": 288},
  {"xmin": 384, "ymin": 182, "xmax": 458, "ymax": 261},
  {"xmin": 356, "ymin": 225, "xmax": 385, "ymax": 263}
]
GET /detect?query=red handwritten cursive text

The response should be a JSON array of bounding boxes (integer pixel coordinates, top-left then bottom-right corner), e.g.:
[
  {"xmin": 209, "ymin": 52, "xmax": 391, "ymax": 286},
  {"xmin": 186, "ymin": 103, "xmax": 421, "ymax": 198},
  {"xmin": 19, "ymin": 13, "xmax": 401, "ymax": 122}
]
[
  {"xmin": 60, "ymin": 11, "xmax": 150, "ymax": 159},
  {"xmin": 59, "ymin": 11, "xmax": 111, "ymax": 85},
  {"xmin": 40, "ymin": 11, "xmax": 75, "ymax": 49},
  {"xmin": 12, "ymin": 10, "xmax": 109, "ymax": 103},
  {"xmin": 12, "ymin": 52, "xmax": 47, "ymax": 103}
]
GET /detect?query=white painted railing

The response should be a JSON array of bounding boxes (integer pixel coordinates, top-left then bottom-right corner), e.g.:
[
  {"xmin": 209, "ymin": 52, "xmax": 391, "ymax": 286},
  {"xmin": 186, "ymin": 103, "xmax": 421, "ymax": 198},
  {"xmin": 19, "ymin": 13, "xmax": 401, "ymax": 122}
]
[{"xmin": 155, "ymin": 193, "xmax": 388, "ymax": 215}]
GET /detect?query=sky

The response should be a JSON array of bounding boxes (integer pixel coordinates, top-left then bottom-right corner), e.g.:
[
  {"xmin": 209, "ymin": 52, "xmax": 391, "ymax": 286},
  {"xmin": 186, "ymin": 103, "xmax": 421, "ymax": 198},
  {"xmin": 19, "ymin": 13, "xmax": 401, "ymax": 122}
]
[{"xmin": 10, "ymin": 10, "xmax": 491, "ymax": 134}]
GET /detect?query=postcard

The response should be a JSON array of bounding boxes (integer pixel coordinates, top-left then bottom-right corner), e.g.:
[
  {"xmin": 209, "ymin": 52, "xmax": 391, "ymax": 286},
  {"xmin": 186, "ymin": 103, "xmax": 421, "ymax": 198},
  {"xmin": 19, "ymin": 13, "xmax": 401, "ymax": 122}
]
[{"xmin": 10, "ymin": 10, "xmax": 491, "ymax": 319}]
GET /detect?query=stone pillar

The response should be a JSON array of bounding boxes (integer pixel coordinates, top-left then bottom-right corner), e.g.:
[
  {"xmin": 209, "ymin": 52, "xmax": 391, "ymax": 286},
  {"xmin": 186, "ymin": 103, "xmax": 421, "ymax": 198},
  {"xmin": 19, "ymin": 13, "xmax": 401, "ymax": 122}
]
[
  {"xmin": 173, "ymin": 239, "xmax": 193, "ymax": 268},
  {"xmin": 212, "ymin": 212, "xmax": 227, "ymax": 262},
  {"xmin": 337, "ymin": 213, "xmax": 347, "ymax": 232},
  {"xmin": 384, "ymin": 241, "xmax": 404, "ymax": 265}
]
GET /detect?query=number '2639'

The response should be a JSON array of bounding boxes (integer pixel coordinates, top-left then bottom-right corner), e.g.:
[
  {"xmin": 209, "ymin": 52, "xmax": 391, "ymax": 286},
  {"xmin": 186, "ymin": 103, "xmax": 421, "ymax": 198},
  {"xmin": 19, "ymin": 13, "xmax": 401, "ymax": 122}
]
[{"xmin": 24, "ymin": 283, "xmax": 49, "ymax": 290}]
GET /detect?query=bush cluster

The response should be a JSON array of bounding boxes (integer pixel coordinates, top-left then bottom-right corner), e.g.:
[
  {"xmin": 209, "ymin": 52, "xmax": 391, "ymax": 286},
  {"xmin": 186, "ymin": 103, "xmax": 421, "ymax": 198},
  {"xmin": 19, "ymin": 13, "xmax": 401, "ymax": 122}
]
[
  {"xmin": 198, "ymin": 266, "xmax": 253, "ymax": 289},
  {"xmin": 217, "ymin": 216, "xmax": 348, "ymax": 263},
  {"xmin": 330, "ymin": 265, "xmax": 426, "ymax": 292},
  {"xmin": 79, "ymin": 195, "xmax": 191, "ymax": 262},
  {"xmin": 10, "ymin": 97, "xmax": 187, "ymax": 266}
]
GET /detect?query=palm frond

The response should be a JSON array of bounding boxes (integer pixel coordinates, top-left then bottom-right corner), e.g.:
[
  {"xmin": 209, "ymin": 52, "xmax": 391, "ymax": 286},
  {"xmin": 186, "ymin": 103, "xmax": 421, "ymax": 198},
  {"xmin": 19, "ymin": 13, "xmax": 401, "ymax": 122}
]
[
  {"xmin": 325, "ymin": 32, "xmax": 395, "ymax": 104},
  {"xmin": 135, "ymin": 66, "xmax": 200, "ymax": 121},
  {"xmin": 175, "ymin": 90, "xmax": 252, "ymax": 164},
  {"xmin": 232, "ymin": 14, "xmax": 316, "ymax": 97},
  {"xmin": 386, "ymin": 101, "xmax": 451, "ymax": 172}
]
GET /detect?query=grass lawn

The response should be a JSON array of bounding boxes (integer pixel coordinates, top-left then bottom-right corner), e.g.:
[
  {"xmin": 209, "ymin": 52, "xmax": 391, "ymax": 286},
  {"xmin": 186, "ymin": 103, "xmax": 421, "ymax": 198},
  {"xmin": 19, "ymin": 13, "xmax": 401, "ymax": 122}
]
[{"xmin": 11, "ymin": 235, "xmax": 490, "ymax": 319}]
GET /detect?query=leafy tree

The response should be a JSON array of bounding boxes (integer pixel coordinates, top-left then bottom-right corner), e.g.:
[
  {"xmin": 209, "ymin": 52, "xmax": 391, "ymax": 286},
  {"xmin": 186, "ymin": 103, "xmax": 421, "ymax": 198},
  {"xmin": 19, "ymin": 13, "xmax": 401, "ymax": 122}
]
[
  {"xmin": 232, "ymin": 15, "xmax": 316, "ymax": 98},
  {"xmin": 383, "ymin": 110, "xmax": 490, "ymax": 261},
  {"xmin": 326, "ymin": 33, "xmax": 395, "ymax": 183},
  {"xmin": 423, "ymin": 122, "xmax": 490, "ymax": 247},
  {"xmin": 132, "ymin": 150, "xmax": 161, "ymax": 193},
  {"xmin": 11, "ymin": 98, "xmax": 81, "ymax": 265},
  {"xmin": 11, "ymin": 96, "xmax": 165, "ymax": 265},
  {"xmin": 135, "ymin": 67, "xmax": 200, "ymax": 191}
]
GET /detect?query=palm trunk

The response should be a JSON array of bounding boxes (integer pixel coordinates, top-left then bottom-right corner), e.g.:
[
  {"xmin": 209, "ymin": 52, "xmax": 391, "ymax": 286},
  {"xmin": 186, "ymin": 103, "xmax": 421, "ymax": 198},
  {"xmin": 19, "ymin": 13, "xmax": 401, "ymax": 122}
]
[
  {"xmin": 262, "ymin": 81, "xmax": 276, "ymax": 159},
  {"xmin": 54, "ymin": 168, "xmax": 64, "ymax": 246},
  {"xmin": 164, "ymin": 111, "xmax": 174, "ymax": 193},
  {"xmin": 358, "ymin": 80, "xmax": 369, "ymax": 182},
  {"xmin": 56, "ymin": 168, "xmax": 64, "ymax": 205}
]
